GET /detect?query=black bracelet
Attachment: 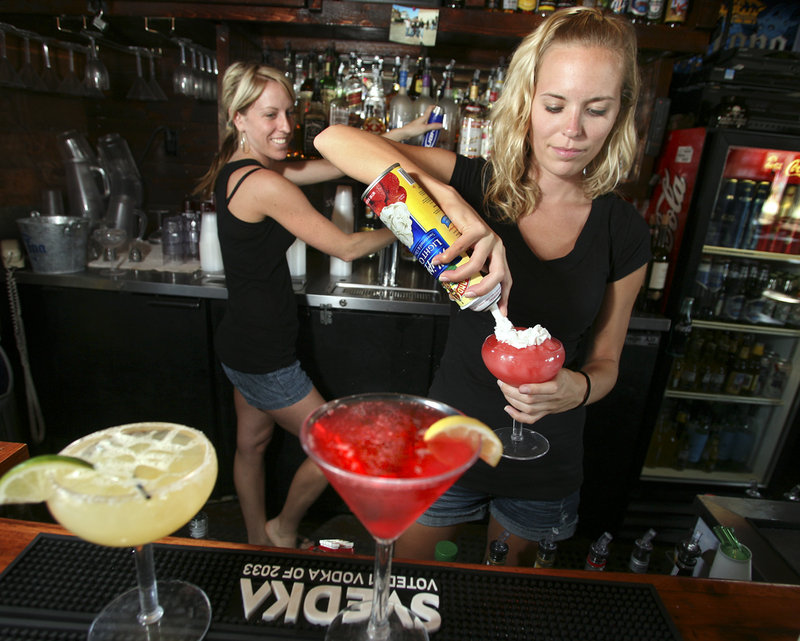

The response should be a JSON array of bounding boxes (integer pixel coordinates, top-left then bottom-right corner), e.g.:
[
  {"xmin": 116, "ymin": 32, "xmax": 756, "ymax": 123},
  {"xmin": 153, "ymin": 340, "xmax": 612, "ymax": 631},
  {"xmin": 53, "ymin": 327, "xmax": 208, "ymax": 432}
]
[{"xmin": 577, "ymin": 370, "xmax": 591, "ymax": 407}]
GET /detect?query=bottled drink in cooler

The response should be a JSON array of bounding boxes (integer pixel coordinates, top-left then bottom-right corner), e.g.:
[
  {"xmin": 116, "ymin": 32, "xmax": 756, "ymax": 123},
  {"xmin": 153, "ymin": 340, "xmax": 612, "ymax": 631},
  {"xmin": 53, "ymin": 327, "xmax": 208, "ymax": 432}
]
[
  {"xmin": 706, "ymin": 178, "xmax": 737, "ymax": 247},
  {"xmin": 738, "ymin": 180, "xmax": 770, "ymax": 250}
]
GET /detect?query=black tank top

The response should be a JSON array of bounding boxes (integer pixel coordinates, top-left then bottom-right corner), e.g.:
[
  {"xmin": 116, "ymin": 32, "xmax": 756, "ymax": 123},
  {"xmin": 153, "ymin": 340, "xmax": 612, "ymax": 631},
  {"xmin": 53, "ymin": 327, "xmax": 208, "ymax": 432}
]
[{"xmin": 213, "ymin": 159, "xmax": 298, "ymax": 373}]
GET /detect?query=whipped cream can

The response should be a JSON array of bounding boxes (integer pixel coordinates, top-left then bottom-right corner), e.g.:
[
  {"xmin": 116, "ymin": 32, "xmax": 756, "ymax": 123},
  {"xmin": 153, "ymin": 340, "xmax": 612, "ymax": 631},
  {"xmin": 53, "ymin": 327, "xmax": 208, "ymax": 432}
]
[{"xmin": 362, "ymin": 163, "xmax": 500, "ymax": 311}]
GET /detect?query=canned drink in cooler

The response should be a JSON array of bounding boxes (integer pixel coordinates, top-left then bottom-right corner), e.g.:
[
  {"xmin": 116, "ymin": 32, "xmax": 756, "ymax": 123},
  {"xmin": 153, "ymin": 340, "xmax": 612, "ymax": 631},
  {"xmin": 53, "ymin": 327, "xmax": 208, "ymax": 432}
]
[
  {"xmin": 362, "ymin": 163, "xmax": 501, "ymax": 311},
  {"xmin": 422, "ymin": 105, "xmax": 444, "ymax": 149}
]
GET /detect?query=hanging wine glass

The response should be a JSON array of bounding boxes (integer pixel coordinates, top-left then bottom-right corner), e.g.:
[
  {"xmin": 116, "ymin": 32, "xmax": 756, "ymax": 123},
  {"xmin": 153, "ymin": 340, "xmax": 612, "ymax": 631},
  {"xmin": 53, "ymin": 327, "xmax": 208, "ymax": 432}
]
[
  {"xmin": 189, "ymin": 47, "xmax": 204, "ymax": 99},
  {"xmin": 0, "ymin": 29, "xmax": 22, "ymax": 88},
  {"xmin": 40, "ymin": 41, "xmax": 60, "ymax": 92},
  {"xmin": 172, "ymin": 38, "xmax": 192, "ymax": 96},
  {"xmin": 145, "ymin": 50, "xmax": 167, "ymax": 101},
  {"xmin": 58, "ymin": 45, "xmax": 84, "ymax": 96},
  {"xmin": 126, "ymin": 48, "xmax": 156, "ymax": 101},
  {"xmin": 19, "ymin": 36, "xmax": 46, "ymax": 91},
  {"xmin": 84, "ymin": 36, "xmax": 109, "ymax": 97}
]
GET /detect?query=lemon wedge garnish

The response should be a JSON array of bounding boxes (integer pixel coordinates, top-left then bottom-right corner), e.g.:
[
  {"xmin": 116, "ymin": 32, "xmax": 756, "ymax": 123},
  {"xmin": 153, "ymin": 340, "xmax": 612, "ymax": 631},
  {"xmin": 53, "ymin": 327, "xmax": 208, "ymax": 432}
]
[
  {"xmin": 0, "ymin": 455, "xmax": 94, "ymax": 504},
  {"xmin": 424, "ymin": 415, "xmax": 502, "ymax": 467}
]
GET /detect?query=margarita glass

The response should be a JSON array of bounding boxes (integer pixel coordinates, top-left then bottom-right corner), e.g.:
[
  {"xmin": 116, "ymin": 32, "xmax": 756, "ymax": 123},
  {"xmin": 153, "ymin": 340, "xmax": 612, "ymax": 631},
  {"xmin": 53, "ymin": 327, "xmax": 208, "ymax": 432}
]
[
  {"xmin": 481, "ymin": 329, "xmax": 565, "ymax": 460},
  {"xmin": 301, "ymin": 393, "xmax": 481, "ymax": 640},
  {"xmin": 49, "ymin": 422, "xmax": 218, "ymax": 641}
]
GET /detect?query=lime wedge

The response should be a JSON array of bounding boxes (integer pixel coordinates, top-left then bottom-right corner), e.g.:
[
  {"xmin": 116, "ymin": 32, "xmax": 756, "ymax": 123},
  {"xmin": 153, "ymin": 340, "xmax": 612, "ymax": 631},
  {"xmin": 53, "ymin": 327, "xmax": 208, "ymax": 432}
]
[
  {"xmin": 424, "ymin": 415, "xmax": 503, "ymax": 467},
  {"xmin": 0, "ymin": 455, "xmax": 94, "ymax": 504}
]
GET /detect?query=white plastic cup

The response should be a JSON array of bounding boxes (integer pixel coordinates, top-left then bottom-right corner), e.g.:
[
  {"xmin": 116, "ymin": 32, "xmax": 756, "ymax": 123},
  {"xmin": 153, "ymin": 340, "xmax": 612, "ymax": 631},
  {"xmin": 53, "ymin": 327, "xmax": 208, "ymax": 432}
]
[
  {"xmin": 708, "ymin": 544, "xmax": 752, "ymax": 581},
  {"xmin": 330, "ymin": 185, "xmax": 354, "ymax": 279}
]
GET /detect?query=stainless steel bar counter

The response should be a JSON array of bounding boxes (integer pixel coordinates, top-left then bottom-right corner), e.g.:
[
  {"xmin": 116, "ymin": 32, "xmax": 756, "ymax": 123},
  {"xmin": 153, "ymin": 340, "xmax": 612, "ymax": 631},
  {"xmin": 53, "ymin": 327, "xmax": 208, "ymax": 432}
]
[{"xmin": 10, "ymin": 246, "xmax": 670, "ymax": 331}]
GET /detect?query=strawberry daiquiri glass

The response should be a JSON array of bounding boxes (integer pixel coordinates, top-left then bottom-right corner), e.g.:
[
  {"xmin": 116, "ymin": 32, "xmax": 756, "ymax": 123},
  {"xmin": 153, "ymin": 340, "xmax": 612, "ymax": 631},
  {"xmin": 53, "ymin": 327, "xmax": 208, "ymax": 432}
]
[
  {"xmin": 301, "ymin": 393, "xmax": 482, "ymax": 641},
  {"xmin": 481, "ymin": 329, "xmax": 565, "ymax": 460},
  {"xmin": 49, "ymin": 422, "xmax": 218, "ymax": 641}
]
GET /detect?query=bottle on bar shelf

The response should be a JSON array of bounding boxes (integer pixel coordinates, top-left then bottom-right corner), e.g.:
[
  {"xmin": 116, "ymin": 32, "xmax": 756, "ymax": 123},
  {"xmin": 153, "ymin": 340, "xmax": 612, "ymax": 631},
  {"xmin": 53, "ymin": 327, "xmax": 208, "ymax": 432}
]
[
  {"xmin": 486, "ymin": 530, "xmax": 510, "ymax": 566},
  {"xmin": 584, "ymin": 532, "xmax": 612, "ymax": 571},
  {"xmin": 628, "ymin": 528, "xmax": 657, "ymax": 573},
  {"xmin": 671, "ymin": 530, "xmax": 702, "ymax": 576},
  {"xmin": 534, "ymin": 529, "xmax": 558, "ymax": 568}
]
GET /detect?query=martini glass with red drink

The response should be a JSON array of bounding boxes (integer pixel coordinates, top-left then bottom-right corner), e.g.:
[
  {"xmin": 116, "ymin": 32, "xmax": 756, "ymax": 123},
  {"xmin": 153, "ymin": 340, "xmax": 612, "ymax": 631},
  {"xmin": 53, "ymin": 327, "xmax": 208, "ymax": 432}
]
[
  {"xmin": 301, "ymin": 393, "xmax": 484, "ymax": 640},
  {"xmin": 481, "ymin": 328, "xmax": 565, "ymax": 460}
]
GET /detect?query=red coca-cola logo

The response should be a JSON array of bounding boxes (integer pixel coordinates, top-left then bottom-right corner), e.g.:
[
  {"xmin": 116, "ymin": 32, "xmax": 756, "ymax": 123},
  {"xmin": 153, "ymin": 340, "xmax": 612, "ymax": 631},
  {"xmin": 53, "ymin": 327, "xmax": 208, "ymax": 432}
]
[{"xmin": 654, "ymin": 167, "xmax": 687, "ymax": 252}]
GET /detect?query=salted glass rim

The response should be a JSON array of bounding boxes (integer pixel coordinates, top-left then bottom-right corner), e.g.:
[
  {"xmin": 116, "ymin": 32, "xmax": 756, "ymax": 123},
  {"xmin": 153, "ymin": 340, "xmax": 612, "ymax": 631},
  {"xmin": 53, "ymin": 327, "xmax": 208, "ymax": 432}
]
[
  {"xmin": 50, "ymin": 422, "xmax": 216, "ymax": 503},
  {"xmin": 300, "ymin": 392, "xmax": 481, "ymax": 489}
]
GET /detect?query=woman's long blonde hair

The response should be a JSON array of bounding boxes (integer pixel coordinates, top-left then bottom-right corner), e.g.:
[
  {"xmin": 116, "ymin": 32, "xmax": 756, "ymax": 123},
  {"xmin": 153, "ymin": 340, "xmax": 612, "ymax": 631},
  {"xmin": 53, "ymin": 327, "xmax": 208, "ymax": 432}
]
[
  {"xmin": 486, "ymin": 7, "xmax": 640, "ymax": 224},
  {"xmin": 195, "ymin": 62, "xmax": 295, "ymax": 199}
]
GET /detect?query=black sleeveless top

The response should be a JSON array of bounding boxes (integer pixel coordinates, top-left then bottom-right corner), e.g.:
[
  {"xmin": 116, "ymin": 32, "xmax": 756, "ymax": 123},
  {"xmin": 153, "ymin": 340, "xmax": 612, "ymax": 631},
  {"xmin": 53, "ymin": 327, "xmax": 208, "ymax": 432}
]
[
  {"xmin": 214, "ymin": 159, "xmax": 298, "ymax": 373},
  {"xmin": 430, "ymin": 156, "xmax": 651, "ymax": 500}
]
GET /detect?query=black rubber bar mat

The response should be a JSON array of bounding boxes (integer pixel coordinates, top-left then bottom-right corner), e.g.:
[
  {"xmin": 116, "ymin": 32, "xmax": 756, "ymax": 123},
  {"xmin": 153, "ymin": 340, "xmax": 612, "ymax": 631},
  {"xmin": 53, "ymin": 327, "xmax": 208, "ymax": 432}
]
[{"xmin": 0, "ymin": 534, "xmax": 682, "ymax": 641}]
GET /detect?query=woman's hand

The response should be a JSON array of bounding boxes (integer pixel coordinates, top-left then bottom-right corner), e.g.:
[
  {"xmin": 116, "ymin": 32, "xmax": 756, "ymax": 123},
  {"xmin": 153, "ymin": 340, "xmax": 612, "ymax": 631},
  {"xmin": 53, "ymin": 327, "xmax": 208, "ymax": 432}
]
[
  {"xmin": 497, "ymin": 368, "xmax": 588, "ymax": 424},
  {"xmin": 431, "ymin": 189, "xmax": 511, "ymax": 312},
  {"xmin": 383, "ymin": 106, "xmax": 442, "ymax": 142}
]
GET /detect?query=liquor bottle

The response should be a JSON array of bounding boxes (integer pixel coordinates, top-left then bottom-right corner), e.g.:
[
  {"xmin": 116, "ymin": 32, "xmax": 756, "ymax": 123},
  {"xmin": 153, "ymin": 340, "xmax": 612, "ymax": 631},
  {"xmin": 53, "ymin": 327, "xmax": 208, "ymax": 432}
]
[
  {"xmin": 411, "ymin": 59, "xmax": 435, "ymax": 145},
  {"xmin": 534, "ymin": 529, "xmax": 558, "ymax": 568},
  {"xmin": 584, "ymin": 532, "xmax": 612, "ymax": 571},
  {"xmin": 319, "ymin": 47, "xmax": 338, "ymax": 120},
  {"xmin": 408, "ymin": 57, "xmax": 423, "ymax": 99},
  {"xmin": 610, "ymin": 0, "xmax": 629, "ymax": 15},
  {"xmin": 328, "ymin": 60, "xmax": 350, "ymax": 127},
  {"xmin": 282, "ymin": 41, "xmax": 294, "ymax": 80},
  {"xmin": 303, "ymin": 78, "xmax": 327, "ymax": 158},
  {"xmin": 343, "ymin": 53, "xmax": 365, "ymax": 129},
  {"xmin": 644, "ymin": 224, "xmax": 670, "ymax": 313},
  {"xmin": 486, "ymin": 531, "xmax": 510, "ymax": 566},
  {"xmin": 486, "ymin": 0, "xmax": 501, "ymax": 10},
  {"xmin": 628, "ymin": 0, "xmax": 649, "ymax": 21},
  {"xmin": 297, "ymin": 53, "xmax": 316, "ymax": 119},
  {"xmin": 706, "ymin": 178, "xmax": 737, "ymax": 247},
  {"xmin": 362, "ymin": 57, "xmax": 387, "ymax": 134},
  {"xmin": 517, "ymin": 0, "xmax": 536, "ymax": 12},
  {"xmin": 663, "ymin": 0, "xmax": 688, "ymax": 26},
  {"xmin": 502, "ymin": 0, "xmax": 518, "ymax": 12},
  {"xmin": 671, "ymin": 530, "xmax": 702, "ymax": 576},
  {"xmin": 437, "ymin": 61, "xmax": 459, "ymax": 151},
  {"xmin": 628, "ymin": 528, "xmax": 657, "ymax": 573},
  {"xmin": 647, "ymin": 0, "xmax": 665, "ymax": 22},
  {"xmin": 388, "ymin": 56, "xmax": 414, "ymax": 132},
  {"xmin": 536, "ymin": 0, "xmax": 557, "ymax": 17},
  {"xmin": 458, "ymin": 70, "xmax": 487, "ymax": 159}
]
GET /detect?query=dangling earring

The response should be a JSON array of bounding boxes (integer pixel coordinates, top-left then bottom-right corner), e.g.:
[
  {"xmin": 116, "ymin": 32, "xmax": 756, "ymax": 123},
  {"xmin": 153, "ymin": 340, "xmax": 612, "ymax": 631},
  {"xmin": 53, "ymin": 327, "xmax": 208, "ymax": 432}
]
[{"xmin": 240, "ymin": 131, "xmax": 249, "ymax": 153}]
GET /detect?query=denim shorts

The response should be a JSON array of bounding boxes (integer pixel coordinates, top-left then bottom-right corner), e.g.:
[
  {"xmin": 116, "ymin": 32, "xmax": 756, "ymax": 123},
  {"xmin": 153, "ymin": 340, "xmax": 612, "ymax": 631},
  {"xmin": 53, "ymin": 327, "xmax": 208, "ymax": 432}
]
[
  {"xmin": 221, "ymin": 360, "xmax": 313, "ymax": 411},
  {"xmin": 417, "ymin": 483, "xmax": 579, "ymax": 542}
]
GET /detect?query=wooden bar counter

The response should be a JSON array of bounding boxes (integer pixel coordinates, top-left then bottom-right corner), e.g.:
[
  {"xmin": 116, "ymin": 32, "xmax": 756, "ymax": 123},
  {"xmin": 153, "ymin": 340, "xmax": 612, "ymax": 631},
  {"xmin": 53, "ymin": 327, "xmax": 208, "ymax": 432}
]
[{"xmin": 1, "ymin": 517, "xmax": 798, "ymax": 640}]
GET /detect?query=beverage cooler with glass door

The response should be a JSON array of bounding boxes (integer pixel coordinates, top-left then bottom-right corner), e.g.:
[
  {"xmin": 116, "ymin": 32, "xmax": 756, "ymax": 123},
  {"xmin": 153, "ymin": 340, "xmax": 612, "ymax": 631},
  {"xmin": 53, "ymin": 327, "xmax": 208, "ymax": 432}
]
[{"xmin": 641, "ymin": 127, "xmax": 800, "ymax": 490}]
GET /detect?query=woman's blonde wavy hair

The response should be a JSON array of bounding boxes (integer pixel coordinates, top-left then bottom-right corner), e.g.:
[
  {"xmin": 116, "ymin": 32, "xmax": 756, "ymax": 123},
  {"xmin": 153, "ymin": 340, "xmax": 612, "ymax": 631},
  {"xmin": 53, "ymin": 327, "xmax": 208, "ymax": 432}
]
[
  {"xmin": 486, "ymin": 6, "xmax": 640, "ymax": 224},
  {"xmin": 195, "ymin": 61, "xmax": 295, "ymax": 199}
]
